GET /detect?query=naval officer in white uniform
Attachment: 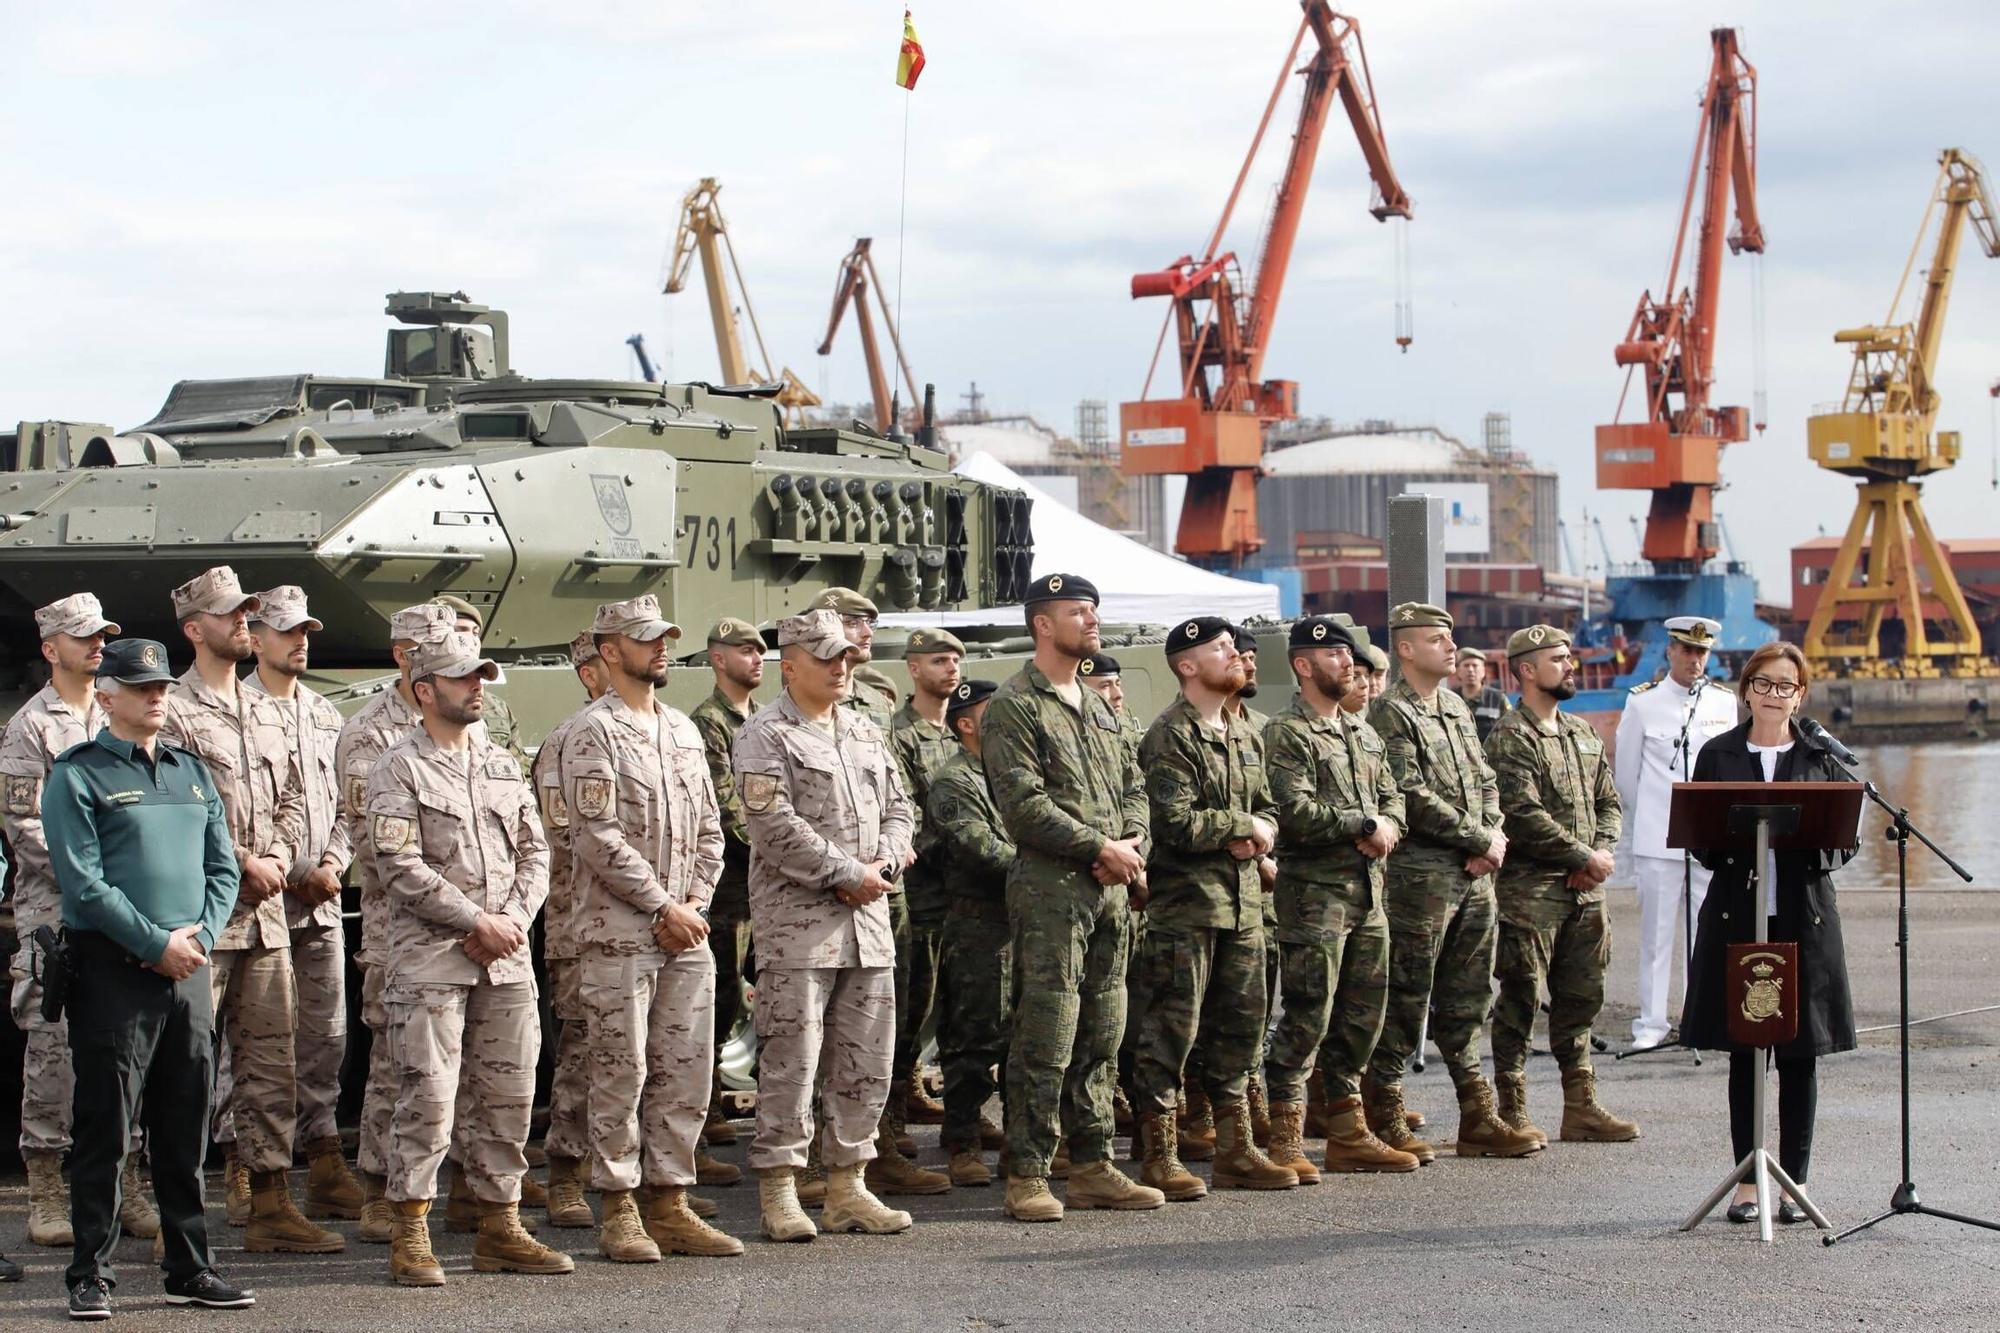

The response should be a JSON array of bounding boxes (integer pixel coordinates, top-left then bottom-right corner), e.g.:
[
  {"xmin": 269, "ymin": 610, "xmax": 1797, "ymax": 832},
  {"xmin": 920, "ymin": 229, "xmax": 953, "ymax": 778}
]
[{"xmin": 1613, "ymin": 615, "xmax": 1740, "ymax": 1051}]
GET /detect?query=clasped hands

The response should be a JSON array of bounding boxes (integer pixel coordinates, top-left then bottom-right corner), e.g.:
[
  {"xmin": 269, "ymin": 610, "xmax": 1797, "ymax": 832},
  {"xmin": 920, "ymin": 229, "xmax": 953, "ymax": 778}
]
[
  {"xmin": 650, "ymin": 902, "xmax": 711, "ymax": 953},
  {"xmin": 1464, "ymin": 829, "xmax": 1510, "ymax": 879},
  {"xmin": 1566, "ymin": 847, "xmax": 1617, "ymax": 892},
  {"xmin": 465, "ymin": 911, "xmax": 529, "ymax": 966}
]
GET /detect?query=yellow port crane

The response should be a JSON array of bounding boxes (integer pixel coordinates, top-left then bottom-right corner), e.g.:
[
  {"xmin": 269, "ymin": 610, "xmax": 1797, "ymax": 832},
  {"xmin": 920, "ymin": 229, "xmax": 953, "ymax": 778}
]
[
  {"xmin": 662, "ymin": 177, "xmax": 821, "ymax": 424},
  {"xmin": 1803, "ymin": 148, "xmax": 1999, "ymax": 677}
]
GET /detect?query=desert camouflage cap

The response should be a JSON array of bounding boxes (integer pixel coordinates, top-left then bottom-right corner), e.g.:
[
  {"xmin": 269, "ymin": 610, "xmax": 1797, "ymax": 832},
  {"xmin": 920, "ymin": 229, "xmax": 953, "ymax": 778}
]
[
  {"xmin": 810, "ymin": 587, "xmax": 879, "ymax": 619},
  {"xmin": 408, "ymin": 630, "xmax": 503, "ymax": 684},
  {"xmin": 707, "ymin": 616, "xmax": 764, "ymax": 648},
  {"xmin": 1022, "ymin": 572, "xmax": 1098, "ymax": 606},
  {"xmin": 1506, "ymin": 623, "xmax": 1572, "ymax": 659},
  {"xmin": 777, "ymin": 609, "xmax": 852, "ymax": 660},
  {"xmin": 389, "ymin": 602, "xmax": 455, "ymax": 646},
  {"xmin": 96, "ymin": 638, "xmax": 174, "ymax": 685},
  {"xmin": 1389, "ymin": 601, "xmax": 1453, "ymax": 631},
  {"xmin": 34, "ymin": 592, "xmax": 120, "ymax": 641},
  {"xmin": 249, "ymin": 585, "xmax": 323, "ymax": 632},
  {"xmin": 1079, "ymin": 652, "xmax": 1121, "ymax": 678},
  {"xmin": 903, "ymin": 627, "xmax": 966, "ymax": 658},
  {"xmin": 946, "ymin": 677, "xmax": 999, "ymax": 717},
  {"xmin": 432, "ymin": 593, "xmax": 484, "ymax": 630},
  {"xmin": 592, "ymin": 593, "xmax": 681, "ymax": 642},
  {"xmin": 171, "ymin": 566, "xmax": 259, "ymax": 620},
  {"xmin": 568, "ymin": 631, "xmax": 600, "ymax": 667}
]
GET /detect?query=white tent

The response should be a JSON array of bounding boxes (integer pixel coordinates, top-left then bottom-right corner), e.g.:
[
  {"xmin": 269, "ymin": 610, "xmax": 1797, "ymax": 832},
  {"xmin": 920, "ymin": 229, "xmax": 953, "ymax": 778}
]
[{"xmin": 879, "ymin": 449, "xmax": 1282, "ymax": 629}]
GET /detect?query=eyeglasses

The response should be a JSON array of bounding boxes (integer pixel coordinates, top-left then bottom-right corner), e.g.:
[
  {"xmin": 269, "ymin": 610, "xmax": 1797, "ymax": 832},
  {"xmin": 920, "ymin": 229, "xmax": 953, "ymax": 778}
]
[
  {"xmin": 1745, "ymin": 677, "xmax": 1802, "ymax": 699},
  {"xmin": 840, "ymin": 613, "xmax": 878, "ymax": 628}
]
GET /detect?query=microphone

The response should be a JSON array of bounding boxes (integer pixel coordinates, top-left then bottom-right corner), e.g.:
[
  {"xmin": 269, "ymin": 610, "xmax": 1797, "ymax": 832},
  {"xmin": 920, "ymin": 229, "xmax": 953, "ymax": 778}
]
[{"xmin": 1797, "ymin": 716, "xmax": 1859, "ymax": 768}]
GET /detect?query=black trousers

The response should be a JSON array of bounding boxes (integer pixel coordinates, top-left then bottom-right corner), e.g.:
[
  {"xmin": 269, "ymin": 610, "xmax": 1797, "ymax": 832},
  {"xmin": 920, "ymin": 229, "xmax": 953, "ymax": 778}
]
[
  {"xmin": 1728, "ymin": 1048, "xmax": 1818, "ymax": 1183},
  {"xmin": 65, "ymin": 936, "xmax": 217, "ymax": 1290}
]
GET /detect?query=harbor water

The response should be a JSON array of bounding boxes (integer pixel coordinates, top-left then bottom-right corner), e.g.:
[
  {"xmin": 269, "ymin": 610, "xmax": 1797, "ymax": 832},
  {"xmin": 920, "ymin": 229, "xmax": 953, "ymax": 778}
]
[{"xmin": 1841, "ymin": 737, "xmax": 1998, "ymax": 891}]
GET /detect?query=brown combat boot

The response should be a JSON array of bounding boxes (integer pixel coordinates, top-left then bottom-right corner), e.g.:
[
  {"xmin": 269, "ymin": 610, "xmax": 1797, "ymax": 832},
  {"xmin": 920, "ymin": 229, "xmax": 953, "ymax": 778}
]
[
  {"xmin": 357, "ymin": 1171, "xmax": 394, "ymax": 1244},
  {"xmin": 978, "ymin": 1114, "xmax": 1006, "ymax": 1151},
  {"xmin": 1135, "ymin": 1110, "xmax": 1207, "ymax": 1202},
  {"xmin": 474, "ymin": 1200, "xmax": 575, "ymax": 1275},
  {"xmin": 24, "ymin": 1151, "xmax": 73, "ymax": 1247},
  {"xmin": 520, "ymin": 1174, "xmax": 549, "ymax": 1209},
  {"xmin": 1178, "ymin": 1085, "xmax": 1216, "ymax": 1161},
  {"xmin": 823, "ymin": 1163, "xmax": 913, "ymax": 1234},
  {"xmin": 1495, "ymin": 1071, "xmax": 1549, "ymax": 1149},
  {"xmin": 246, "ymin": 1170, "xmax": 346, "ymax": 1253},
  {"xmin": 694, "ymin": 1150, "xmax": 741, "ymax": 1187},
  {"xmin": 866, "ymin": 1136, "xmax": 952, "ymax": 1195},
  {"xmin": 1264, "ymin": 1102, "xmax": 1321, "ymax": 1186},
  {"xmin": 1560, "ymin": 1067, "xmax": 1641, "ymax": 1142},
  {"xmin": 1049, "ymin": 1140, "xmax": 1072, "ymax": 1180},
  {"xmin": 1003, "ymin": 1174, "xmax": 1064, "ymax": 1223},
  {"xmin": 904, "ymin": 1072, "xmax": 946, "ymax": 1126},
  {"xmin": 448, "ymin": 1165, "xmax": 540, "ymax": 1233},
  {"xmin": 1454, "ymin": 1078, "xmax": 1544, "ymax": 1158},
  {"xmin": 796, "ymin": 1159, "xmax": 827, "ymax": 1206},
  {"xmin": 641, "ymin": 1185, "xmax": 743, "ymax": 1257},
  {"xmin": 878, "ymin": 1097, "xmax": 919, "ymax": 1157},
  {"xmin": 1304, "ymin": 1069, "xmax": 1330, "ymax": 1138},
  {"xmin": 118, "ymin": 1157, "xmax": 160, "ymax": 1239},
  {"xmin": 758, "ymin": 1168, "xmax": 818, "ymax": 1243},
  {"xmin": 948, "ymin": 1150, "xmax": 992, "ymax": 1187},
  {"xmin": 223, "ymin": 1150, "xmax": 252, "ymax": 1227},
  {"xmin": 1211, "ymin": 1099, "xmax": 1298, "ymax": 1190},
  {"xmin": 304, "ymin": 1135, "xmax": 365, "ymax": 1220},
  {"xmin": 1113, "ymin": 1084, "xmax": 1135, "ymax": 1136},
  {"xmin": 596, "ymin": 1188, "xmax": 661, "ymax": 1262},
  {"xmin": 388, "ymin": 1199, "xmax": 445, "ymax": 1287},
  {"xmin": 544, "ymin": 1155, "xmax": 595, "ymax": 1228},
  {"xmin": 703, "ymin": 1068, "xmax": 738, "ymax": 1146},
  {"xmin": 1362, "ymin": 1078, "xmax": 1437, "ymax": 1165},
  {"xmin": 1067, "ymin": 1158, "xmax": 1165, "ymax": 1210},
  {"xmin": 688, "ymin": 1192, "xmax": 719, "ymax": 1219},
  {"xmin": 1322, "ymin": 1095, "xmax": 1419, "ymax": 1174},
  {"xmin": 1247, "ymin": 1073, "xmax": 1273, "ymax": 1150}
]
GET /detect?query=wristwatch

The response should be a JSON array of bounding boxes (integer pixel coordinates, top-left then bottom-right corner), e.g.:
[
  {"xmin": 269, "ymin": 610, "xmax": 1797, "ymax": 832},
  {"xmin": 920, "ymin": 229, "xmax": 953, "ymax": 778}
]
[
  {"xmin": 693, "ymin": 903, "xmax": 711, "ymax": 923},
  {"xmin": 1358, "ymin": 817, "xmax": 1379, "ymax": 838}
]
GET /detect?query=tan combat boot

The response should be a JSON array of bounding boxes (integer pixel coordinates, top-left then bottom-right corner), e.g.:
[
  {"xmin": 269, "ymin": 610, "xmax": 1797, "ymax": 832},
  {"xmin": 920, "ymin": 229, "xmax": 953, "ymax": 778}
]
[
  {"xmin": 948, "ymin": 1150, "xmax": 992, "ymax": 1187},
  {"xmin": 1113, "ymin": 1084, "xmax": 1135, "ymax": 1136},
  {"xmin": 688, "ymin": 1192, "xmax": 720, "ymax": 1219},
  {"xmin": 1454, "ymin": 1077, "xmax": 1544, "ymax": 1158},
  {"xmin": 1264, "ymin": 1101, "xmax": 1322, "ymax": 1186},
  {"xmin": 223, "ymin": 1150, "xmax": 252, "ymax": 1227},
  {"xmin": 388, "ymin": 1199, "xmax": 445, "ymax": 1287},
  {"xmin": 246, "ymin": 1170, "xmax": 346, "ymax": 1253},
  {"xmin": 520, "ymin": 1174, "xmax": 550, "ymax": 1209},
  {"xmin": 866, "ymin": 1136, "xmax": 951, "ymax": 1196},
  {"xmin": 1247, "ymin": 1073, "xmax": 1273, "ymax": 1150},
  {"xmin": 1560, "ymin": 1067, "xmax": 1641, "ymax": 1143},
  {"xmin": 796, "ymin": 1159, "xmax": 827, "ymax": 1206},
  {"xmin": 1049, "ymin": 1140, "xmax": 1073, "ymax": 1180},
  {"xmin": 1495, "ymin": 1071, "xmax": 1549, "ymax": 1149},
  {"xmin": 1362, "ymin": 1078, "xmax": 1437, "ymax": 1165},
  {"xmin": 357, "ymin": 1171, "xmax": 394, "ymax": 1244},
  {"xmin": 1322, "ymin": 1095, "xmax": 1419, "ymax": 1174},
  {"xmin": 24, "ymin": 1150, "xmax": 73, "ymax": 1247},
  {"xmin": 1002, "ymin": 1174, "xmax": 1064, "ymax": 1223},
  {"xmin": 703, "ymin": 1067, "xmax": 739, "ymax": 1146},
  {"xmin": 1135, "ymin": 1111, "xmax": 1206, "ymax": 1202},
  {"xmin": 1066, "ymin": 1158, "xmax": 1165, "ymax": 1211},
  {"xmin": 1212, "ymin": 1099, "xmax": 1298, "ymax": 1190},
  {"xmin": 1304, "ymin": 1069, "xmax": 1330, "ymax": 1138},
  {"xmin": 694, "ymin": 1150, "xmax": 741, "ymax": 1187},
  {"xmin": 757, "ymin": 1168, "xmax": 818, "ymax": 1243},
  {"xmin": 1178, "ymin": 1085, "xmax": 1216, "ymax": 1162},
  {"xmin": 978, "ymin": 1113, "xmax": 1006, "ymax": 1151},
  {"xmin": 642, "ymin": 1185, "xmax": 744, "ymax": 1257},
  {"xmin": 544, "ymin": 1155, "xmax": 595, "ymax": 1228},
  {"xmin": 118, "ymin": 1157, "xmax": 161, "ymax": 1239},
  {"xmin": 304, "ymin": 1136, "xmax": 365, "ymax": 1220},
  {"xmin": 823, "ymin": 1163, "xmax": 913, "ymax": 1234},
  {"xmin": 878, "ymin": 1097, "xmax": 919, "ymax": 1158},
  {"xmin": 596, "ymin": 1188, "xmax": 662, "ymax": 1262},
  {"xmin": 904, "ymin": 1072, "xmax": 946, "ymax": 1126},
  {"xmin": 445, "ymin": 1167, "xmax": 479, "ymax": 1232},
  {"xmin": 474, "ymin": 1200, "xmax": 576, "ymax": 1274}
]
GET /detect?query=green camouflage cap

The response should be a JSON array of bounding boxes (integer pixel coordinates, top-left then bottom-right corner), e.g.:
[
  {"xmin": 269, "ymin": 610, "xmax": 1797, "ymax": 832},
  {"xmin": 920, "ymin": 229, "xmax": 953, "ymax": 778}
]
[
  {"xmin": 903, "ymin": 627, "xmax": 966, "ymax": 658},
  {"xmin": 1505, "ymin": 623, "xmax": 1572, "ymax": 659},
  {"xmin": 810, "ymin": 587, "xmax": 880, "ymax": 619},
  {"xmin": 707, "ymin": 616, "xmax": 764, "ymax": 648},
  {"xmin": 1389, "ymin": 601, "xmax": 1453, "ymax": 631}
]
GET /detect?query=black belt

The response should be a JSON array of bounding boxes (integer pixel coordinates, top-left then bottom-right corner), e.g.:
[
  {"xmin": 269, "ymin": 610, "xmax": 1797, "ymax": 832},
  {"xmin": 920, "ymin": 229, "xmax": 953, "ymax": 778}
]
[{"xmin": 68, "ymin": 929, "xmax": 150, "ymax": 969}]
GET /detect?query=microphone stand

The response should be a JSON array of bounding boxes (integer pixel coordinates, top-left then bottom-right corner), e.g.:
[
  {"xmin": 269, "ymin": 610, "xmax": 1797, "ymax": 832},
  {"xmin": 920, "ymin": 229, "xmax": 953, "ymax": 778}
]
[
  {"xmin": 1618, "ymin": 672, "xmax": 1707, "ymax": 1066},
  {"xmin": 1813, "ymin": 739, "xmax": 1993, "ymax": 1246}
]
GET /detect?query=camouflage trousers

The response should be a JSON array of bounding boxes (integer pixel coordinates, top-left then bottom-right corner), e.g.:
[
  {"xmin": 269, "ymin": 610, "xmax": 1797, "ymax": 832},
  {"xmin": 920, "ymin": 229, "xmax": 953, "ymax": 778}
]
[
  {"xmin": 1259, "ymin": 918, "xmax": 1280, "ymax": 1064},
  {"xmin": 216, "ymin": 919, "xmax": 346, "ymax": 1148},
  {"xmin": 1492, "ymin": 899, "xmax": 1610, "ymax": 1076},
  {"xmin": 383, "ymin": 979, "xmax": 539, "ymax": 1204},
  {"xmin": 893, "ymin": 889, "xmax": 944, "ymax": 1084},
  {"xmin": 542, "ymin": 957, "xmax": 590, "ymax": 1162},
  {"xmin": 579, "ymin": 947, "xmax": 714, "ymax": 1191},
  {"xmin": 1129, "ymin": 924, "xmax": 1268, "ymax": 1114},
  {"xmin": 11, "ymin": 933, "xmax": 73, "ymax": 1153},
  {"xmin": 1369, "ymin": 871, "xmax": 1499, "ymax": 1090},
  {"xmin": 1116, "ymin": 907, "xmax": 1146, "ymax": 1095},
  {"xmin": 208, "ymin": 944, "xmax": 298, "ymax": 1175},
  {"xmin": 707, "ymin": 886, "xmax": 752, "ymax": 1057},
  {"xmin": 937, "ymin": 903, "xmax": 1011, "ymax": 1153},
  {"xmin": 748, "ymin": 965, "xmax": 895, "ymax": 1173},
  {"xmin": 356, "ymin": 961, "xmax": 397, "ymax": 1177},
  {"xmin": 1005, "ymin": 875, "xmax": 1130, "ymax": 1177},
  {"xmin": 1265, "ymin": 906, "xmax": 1390, "ymax": 1103}
]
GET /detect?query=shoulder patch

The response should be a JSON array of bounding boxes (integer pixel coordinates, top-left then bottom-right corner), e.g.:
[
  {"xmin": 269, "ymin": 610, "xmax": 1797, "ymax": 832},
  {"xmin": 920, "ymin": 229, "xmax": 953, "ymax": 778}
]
[
  {"xmin": 741, "ymin": 772, "xmax": 778, "ymax": 814},
  {"xmin": 372, "ymin": 814, "xmax": 414, "ymax": 854},
  {"xmin": 346, "ymin": 775, "xmax": 367, "ymax": 811},
  {"xmin": 484, "ymin": 754, "xmax": 521, "ymax": 781},
  {"xmin": 573, "ymin": 777, "xmax": 612, "ymax": 820},
  {"xmin": 5, "ymin": 774, "xmax": 36, "ymax": 816},
  {"xmin": 542, "ymin": 788, "xmax": 570, "ymax": 829}
]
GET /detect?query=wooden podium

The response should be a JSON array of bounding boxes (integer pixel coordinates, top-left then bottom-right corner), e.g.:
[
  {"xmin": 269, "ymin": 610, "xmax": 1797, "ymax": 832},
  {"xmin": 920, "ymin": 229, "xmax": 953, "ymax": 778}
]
[{"xmin": 1667, "ymin": 780, "xmax": 1863, "ymax": 1243}]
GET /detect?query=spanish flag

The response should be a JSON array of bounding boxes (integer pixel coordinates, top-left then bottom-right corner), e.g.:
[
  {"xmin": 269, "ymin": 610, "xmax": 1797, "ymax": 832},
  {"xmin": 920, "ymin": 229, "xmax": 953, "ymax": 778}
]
[{"xmin": 895, "ymin": 9, "xmax": 925, "ymax": 90}]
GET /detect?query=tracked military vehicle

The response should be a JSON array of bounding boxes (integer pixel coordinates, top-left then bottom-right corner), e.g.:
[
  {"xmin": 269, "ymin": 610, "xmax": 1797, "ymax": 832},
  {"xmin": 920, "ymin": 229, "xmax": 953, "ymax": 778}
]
[{"xmin": 0, "ymin": 292, "xmax": 1181, "ymax": 738}]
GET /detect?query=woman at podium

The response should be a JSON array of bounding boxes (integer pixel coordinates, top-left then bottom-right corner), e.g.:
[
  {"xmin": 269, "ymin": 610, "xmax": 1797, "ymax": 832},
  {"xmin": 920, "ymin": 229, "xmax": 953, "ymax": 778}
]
[{"xmin": 1680, "ymin": 641, "xmax": 1857, "ymax": 1225}]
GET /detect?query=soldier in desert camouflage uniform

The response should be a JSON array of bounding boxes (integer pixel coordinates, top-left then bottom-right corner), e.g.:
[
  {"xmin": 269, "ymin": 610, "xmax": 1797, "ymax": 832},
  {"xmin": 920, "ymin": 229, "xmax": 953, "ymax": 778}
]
[
  {"xmin": 732, "ymin": 610, "xmax": 916, "ymax": 1242},
  {"xmin": 1485, "ymin": 625, "xmax": 1638, "ymax": 1145},
  {"xmin": 563, "ymin": 596, "xmax": 739, "ymax": 1263},
  {"xmin": 161, "ymin": 567, "xmax": 341, "ymax": 1253},
  {"xmin": 433, "ymin": 594, "xmax": 530, "ymax": 774},
  {"xmin": 368, "ymin": 630, "xmax": 570, "ymax": 1286},
  {"xmin": 2, "ymin": 594, "xmax": 159, "ymax": 1248},
  {"xmin": 532, "ymin": 632, "xmax": 609, "ymax": 1229}
]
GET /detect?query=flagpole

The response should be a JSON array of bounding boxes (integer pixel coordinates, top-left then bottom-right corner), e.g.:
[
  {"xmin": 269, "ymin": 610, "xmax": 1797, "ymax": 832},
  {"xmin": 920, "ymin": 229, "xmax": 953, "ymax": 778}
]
[{"xmin": 895, "ymin": 77, "xmax": 911, "ymax": 366}]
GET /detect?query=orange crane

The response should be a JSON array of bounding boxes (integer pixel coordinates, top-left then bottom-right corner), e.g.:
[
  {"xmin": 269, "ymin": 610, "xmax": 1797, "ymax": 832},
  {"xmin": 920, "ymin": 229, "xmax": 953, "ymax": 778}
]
[
  {"xmin": 817, "ymin": 237, "xmax": 920, "ymax": 435},
  {"xmin": 1121, "ymin": 1, "xmax": 1412, "ymax": 568},
  {"xmin": 1595, "ymin": 28, "xmax": 1765, "ymax": 572}
]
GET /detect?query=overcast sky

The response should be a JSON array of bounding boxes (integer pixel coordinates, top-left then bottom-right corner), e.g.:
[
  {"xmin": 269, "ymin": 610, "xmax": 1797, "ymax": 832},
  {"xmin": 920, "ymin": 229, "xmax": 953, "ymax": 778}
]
[{"xmin": 5, "ymin": 1, "xmax": 1997, "ymax": 603}]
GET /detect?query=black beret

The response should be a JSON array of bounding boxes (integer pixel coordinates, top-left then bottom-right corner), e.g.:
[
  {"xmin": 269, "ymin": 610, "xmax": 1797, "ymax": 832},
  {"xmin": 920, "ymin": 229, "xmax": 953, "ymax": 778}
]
[
  {"xmin": 1079, "ymin": 652, "xmax": 1121, "ymax": 678},
  {"xmin": 1289, "ymin": 616, "xmax": 1359, "ymax": 652},
  {"xmin": 1231, "ymin": 625, "xmax": 1261, "ymax": 654},
  {"xmin": 1167, "ymin": 616, "xmax": 1235, "ymax": 653},
  {"xmin": 1022, "ymin": 572, "xmax": 1099, "ymax": 607},
  {"xmin": 946, "ymin": 677, "xmax": 999, "ymax": 716}
]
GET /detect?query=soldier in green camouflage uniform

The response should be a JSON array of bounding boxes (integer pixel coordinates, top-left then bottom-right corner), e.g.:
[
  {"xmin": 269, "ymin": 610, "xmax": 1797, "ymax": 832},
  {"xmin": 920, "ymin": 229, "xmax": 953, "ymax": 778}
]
[
  {"xmin": 1129, "ymin": 617, "xmax": 1295, "ymax": 1198},
  {"xmin": 1260, "ymin": 617, "xmax": 1416, "ymax": 1180},
  {"xmin": 1485, "ymin": 626, "xmax": 1638, "ymax": 1145},
  {"xmin": 927, "ymin": 679, "xmax": 1014, "ymax": 1186},
  {"xmin": 1366, "ymin": 603, "xmax": 1540, "ymax": 1160},
  {"xmin": 982, "ymin": 574, "xmax": 1163, "ymax": 1222},
  {"xmin": 1082, "ymin": 652, "xmax": 1148, "ymax": 1141},
  {"xmin": 1225, "ymin": 625, "xmax": 1277, "ymax": 1149}
]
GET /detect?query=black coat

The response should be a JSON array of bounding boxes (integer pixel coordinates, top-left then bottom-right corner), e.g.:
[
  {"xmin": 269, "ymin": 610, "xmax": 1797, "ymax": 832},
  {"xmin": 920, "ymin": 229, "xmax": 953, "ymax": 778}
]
[{"xmin": 1678, "ymin": 720, "xmax": 1859, "ymax": 1058}]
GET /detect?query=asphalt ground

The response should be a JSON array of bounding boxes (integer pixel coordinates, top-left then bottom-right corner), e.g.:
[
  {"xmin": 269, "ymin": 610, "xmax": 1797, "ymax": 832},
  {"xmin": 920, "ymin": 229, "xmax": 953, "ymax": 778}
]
[{"xmin": 3, "ymin": 885, "xmax": 1997, "ymax": 1330}]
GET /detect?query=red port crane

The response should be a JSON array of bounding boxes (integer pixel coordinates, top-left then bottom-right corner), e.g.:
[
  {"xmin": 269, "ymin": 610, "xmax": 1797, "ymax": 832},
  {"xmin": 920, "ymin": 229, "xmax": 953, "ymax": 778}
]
[
  {"xmin": 1595, "ymin": 27, "xmax": 1765, "ymax": 573},
  {"xmin": 1121, "ymin": 1, "xmax": 1412, "ymax": 568}
]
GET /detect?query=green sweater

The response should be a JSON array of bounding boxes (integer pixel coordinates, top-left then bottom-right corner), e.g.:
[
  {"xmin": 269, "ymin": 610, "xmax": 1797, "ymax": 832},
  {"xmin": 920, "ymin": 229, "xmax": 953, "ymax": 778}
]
[{"xmin": 46, "ymin": 731, "xmax": 238, "ymax": 962}]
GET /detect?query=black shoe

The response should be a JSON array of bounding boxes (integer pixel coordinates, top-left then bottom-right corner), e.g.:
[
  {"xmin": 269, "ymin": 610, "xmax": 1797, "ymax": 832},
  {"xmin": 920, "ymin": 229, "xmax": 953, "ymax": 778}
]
[
  {"xmin": 1777, "ymin": 1199, "xmax": 1809, "ymax": 1226},
  {"xmin": 163, "ymin": 1270, "xmax": 256, "ymax": 1309},
  {"xmin": 1726, "ymin": 1200, "xmax": 1759, "ymax": 1225},
  {"xmin": 68, "ymin": 1277, "xmax": 113, "ymax": 1321},
  {"xmin": 1, "ymin": 1251, "xmax": 23, "ymax": 1283}
]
